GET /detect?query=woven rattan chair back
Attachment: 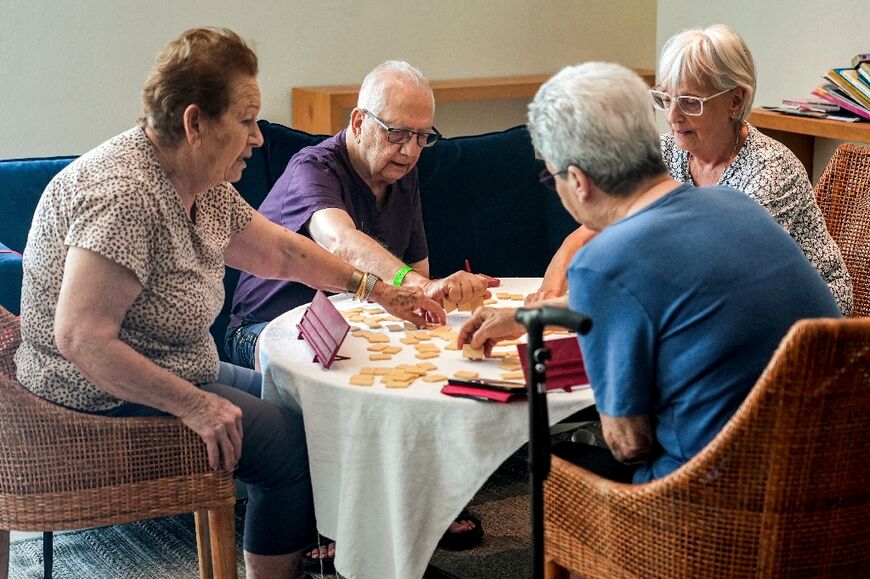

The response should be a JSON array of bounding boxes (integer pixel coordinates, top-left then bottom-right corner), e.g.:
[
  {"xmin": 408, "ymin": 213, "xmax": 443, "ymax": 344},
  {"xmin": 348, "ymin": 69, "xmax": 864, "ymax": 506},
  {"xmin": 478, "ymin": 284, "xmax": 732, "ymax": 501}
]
[
  {"xmin": 544, "ymin": 317, "xmax": 870, "ymax": 579},
  {"xmin": 0, "ymin": 306, "xmax": 237, "ymax": 579},
  {"xmin": 815, "ymin": 143, "xmax": 870, "ymax": 317}
]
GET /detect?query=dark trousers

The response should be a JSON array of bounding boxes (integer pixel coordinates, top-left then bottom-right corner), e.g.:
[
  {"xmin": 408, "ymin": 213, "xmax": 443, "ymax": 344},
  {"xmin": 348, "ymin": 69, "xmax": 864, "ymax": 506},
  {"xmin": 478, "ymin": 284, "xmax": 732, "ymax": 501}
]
[
  {"xmin": 94, "ymin": 362, "xmax": 315, "ymax": 555},
  {"xmin": 551, "ymin": 441, "xmax": 636, "ymax": 483}
]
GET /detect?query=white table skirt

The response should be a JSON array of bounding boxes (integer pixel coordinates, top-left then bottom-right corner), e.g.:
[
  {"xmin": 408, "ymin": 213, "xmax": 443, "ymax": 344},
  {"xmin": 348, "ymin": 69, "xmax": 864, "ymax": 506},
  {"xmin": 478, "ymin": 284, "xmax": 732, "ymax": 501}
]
[{"xmin": 259, "ymin": 278, "xmax": 594, "ymax": 579}]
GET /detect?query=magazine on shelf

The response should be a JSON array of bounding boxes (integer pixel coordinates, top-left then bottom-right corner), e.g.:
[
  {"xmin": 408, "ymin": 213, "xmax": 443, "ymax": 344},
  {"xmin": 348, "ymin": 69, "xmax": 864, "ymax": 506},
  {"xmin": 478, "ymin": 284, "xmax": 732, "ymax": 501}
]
[
  {"xmin": 781, "ymin": 97, "xmax": 840, "ymax": 112},
  {"xmin": 768, "ymin": 106, "xmax": 828, "ymax": 119},
  {"xmin": 812, "ymin": 85, "xmax": 870, "ymax": 120},
  {"xmin": 826, "ymin": 114, "xmax": 862, "ymax": 123}
]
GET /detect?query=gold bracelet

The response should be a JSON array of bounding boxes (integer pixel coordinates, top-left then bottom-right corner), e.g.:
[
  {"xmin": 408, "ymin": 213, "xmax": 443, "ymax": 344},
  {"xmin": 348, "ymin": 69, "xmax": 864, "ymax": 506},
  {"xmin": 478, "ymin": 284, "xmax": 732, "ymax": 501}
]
[
  {"xmin": 354, "ymin": 272, "xmax": 368, "ymax": 301},
  {"xmin": 347, "ymin": 269, "xmax": 364, "ymax": 294}
]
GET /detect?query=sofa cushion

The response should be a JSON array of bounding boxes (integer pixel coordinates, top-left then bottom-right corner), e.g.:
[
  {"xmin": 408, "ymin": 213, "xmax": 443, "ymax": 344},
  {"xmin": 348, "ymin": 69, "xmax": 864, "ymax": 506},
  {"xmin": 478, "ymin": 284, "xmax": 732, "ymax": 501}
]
[
  {"xmin": 214, "ymin": 121, "xmax": 329, "ymax": 360},
  {"xmin": 0, "ymin": 156, "xmax": 77, "ymax": 252},
  {"xmin": 233, "ymin": 120, "xmax": 328, "ymax": 210},
  {"xmin": 0, "ymin": 242, "xmax": 23, "ymax": 315},
  {"xmin": 416, "ymin": 126, "xmax": 577, "ymax": 278}
]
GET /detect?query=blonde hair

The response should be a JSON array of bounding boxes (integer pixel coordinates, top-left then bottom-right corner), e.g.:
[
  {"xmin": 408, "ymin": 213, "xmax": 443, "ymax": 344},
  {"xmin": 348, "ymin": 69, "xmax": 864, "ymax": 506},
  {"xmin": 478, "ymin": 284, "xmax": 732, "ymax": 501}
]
[
  {"xmin": 658, "ymin": 24, "xmax": 756, "ymax": 121},
  {"xmin": 139, "ymin": 27, "xmax": 258, "ymax": 147}
]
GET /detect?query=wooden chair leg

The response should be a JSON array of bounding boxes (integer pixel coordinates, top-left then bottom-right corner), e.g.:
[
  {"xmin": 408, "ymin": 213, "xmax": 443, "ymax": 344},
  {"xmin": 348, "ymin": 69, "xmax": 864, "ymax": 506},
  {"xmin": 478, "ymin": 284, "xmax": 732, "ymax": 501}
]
[
  {"xmin": 0, "ymin": 529, "xmax": 10, "ymax": 579},
  {"xmin": 208, "ymin": 505, "xmax": 237, "ymax": 579},
  {"xmin": 195, "ymin": 511, "xmax": 214, "ymax": 579},
  {"xmin": 545, "ymin": 557, "xmax": 571, "ymax": 579}
]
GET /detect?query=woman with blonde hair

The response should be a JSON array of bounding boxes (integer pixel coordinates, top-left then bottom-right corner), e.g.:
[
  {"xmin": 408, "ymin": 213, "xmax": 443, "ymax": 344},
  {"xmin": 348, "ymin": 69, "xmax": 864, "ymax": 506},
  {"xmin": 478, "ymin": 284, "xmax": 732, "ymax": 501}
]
[{"xmin": 531, "ymin": 24, "xmax": 852, "ymax": 315}]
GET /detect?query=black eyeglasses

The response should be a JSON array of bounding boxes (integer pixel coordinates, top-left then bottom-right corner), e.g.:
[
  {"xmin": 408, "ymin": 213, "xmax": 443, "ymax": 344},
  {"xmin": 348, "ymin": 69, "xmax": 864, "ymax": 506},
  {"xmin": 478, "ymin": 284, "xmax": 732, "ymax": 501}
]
[
  {"xmin": 538, "ymin": 167, "xmax": 569, "ymax": 191},
  {"xmin": 362, "ymin": 109, "xmax": 441, "ymax": 148}
]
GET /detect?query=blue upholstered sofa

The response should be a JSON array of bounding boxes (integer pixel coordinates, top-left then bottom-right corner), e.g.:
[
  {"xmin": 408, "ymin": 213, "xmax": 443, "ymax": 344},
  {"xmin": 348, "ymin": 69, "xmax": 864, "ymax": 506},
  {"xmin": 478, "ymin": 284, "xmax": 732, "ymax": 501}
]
[{"xmin": 0, "ymin": 120, "xmax": 576, "ymax": 360}]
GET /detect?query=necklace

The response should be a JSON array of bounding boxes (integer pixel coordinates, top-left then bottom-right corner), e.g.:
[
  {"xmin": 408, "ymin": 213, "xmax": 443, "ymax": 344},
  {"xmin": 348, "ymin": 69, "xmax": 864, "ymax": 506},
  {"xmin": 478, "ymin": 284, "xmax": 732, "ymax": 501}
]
[{"xmin": 688, "ymin": 120, "xmax": 745, "ymax": 185}]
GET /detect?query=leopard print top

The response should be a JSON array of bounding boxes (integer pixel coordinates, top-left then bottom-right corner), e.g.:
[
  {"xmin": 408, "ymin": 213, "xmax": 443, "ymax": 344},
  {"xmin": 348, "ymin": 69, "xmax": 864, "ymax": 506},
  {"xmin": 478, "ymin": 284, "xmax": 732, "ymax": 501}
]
[
  {"xmin": 15, "ymin": 127, "xmax": 253, "ymax": 411},
  {"xmin": 661, "ymin": 123, "xmax": 853, "ymax": 316}
]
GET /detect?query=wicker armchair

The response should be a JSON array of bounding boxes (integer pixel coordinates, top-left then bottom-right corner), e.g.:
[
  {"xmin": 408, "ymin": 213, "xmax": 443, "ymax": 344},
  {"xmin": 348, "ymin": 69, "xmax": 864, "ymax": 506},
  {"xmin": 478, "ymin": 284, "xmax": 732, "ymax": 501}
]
[
  {"xmin": 0, "ymin": 306, "xmax": 237, "ymax": 579},
  {"xmin": 815, "ymin": 143, "xmax": 870, "ymax": 317},
  {"xmin": 543, "ymin": 317, "xmax": 870, "ymax": 579}
]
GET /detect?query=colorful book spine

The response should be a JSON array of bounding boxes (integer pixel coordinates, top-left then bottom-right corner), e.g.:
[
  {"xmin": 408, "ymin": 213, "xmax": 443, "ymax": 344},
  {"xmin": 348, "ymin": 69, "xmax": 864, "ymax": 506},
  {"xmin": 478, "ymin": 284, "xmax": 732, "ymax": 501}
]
[
  {"xmin": 812, "ymin": 87, "xmax": 870, "ymax": 120},
  {"xmin": 831, "ymin": 68, "xmax": 870, "ymax": 108},
  {"xmin": 859, "ymin": 63, "xmax": 870, "ymax": 87}
]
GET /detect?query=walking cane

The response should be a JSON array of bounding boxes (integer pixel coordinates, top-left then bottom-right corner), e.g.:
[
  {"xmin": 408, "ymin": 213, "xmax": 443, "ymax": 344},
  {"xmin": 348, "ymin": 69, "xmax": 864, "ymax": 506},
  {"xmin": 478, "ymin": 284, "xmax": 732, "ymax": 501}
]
[{"xmin": 515, "ymin": 306, "xmax": 592, "ymax": 579}]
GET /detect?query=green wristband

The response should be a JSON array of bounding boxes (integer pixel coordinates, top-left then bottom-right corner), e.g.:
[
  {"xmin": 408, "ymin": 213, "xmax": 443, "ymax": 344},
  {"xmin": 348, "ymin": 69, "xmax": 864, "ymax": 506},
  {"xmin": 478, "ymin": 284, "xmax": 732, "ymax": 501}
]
[{"xmin": 392, "ymin": 265, "xmax": 414, "ymax": 286}]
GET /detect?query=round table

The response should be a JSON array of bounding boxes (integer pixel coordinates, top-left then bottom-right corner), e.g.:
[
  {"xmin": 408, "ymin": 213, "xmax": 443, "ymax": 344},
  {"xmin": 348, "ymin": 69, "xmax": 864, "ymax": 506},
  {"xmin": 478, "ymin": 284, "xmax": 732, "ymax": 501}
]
[{"xmin": 259, "ymin": 278, "xmax": 594, "ymax": 579}]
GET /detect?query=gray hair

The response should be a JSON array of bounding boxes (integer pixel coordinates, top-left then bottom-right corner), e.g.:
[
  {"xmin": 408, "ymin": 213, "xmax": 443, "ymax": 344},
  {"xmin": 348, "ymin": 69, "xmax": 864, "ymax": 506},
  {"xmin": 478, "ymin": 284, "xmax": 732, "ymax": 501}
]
[
  {"xmin": 357, "ymin": 60, "xmax": 434, "ymax": 115},
  {"xmin": 527, "ymin": 62, "xmax": 664, "ymax": 197},
  {"xmin": 658, "ymin": 24, "xmax": 756, "ymax": 121}
]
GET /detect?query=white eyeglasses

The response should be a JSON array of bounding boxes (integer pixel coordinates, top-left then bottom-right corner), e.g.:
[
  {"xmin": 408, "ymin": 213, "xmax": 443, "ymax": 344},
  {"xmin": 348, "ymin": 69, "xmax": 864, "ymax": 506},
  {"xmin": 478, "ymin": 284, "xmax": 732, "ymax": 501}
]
[{"xmin": 649, "ymin": 88, "xmax": 732, "ymax": 116}]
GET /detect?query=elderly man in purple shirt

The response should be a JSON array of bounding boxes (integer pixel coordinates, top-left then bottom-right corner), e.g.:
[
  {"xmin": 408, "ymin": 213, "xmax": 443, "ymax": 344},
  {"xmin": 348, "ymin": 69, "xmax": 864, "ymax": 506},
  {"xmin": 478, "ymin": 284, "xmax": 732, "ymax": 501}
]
[
  {"xmin": 228, "ymin": 61, "xmax": 489, "ymax": 369},
  {"xmin": 227, "ymin": 60, "xmax": 486, "ymax": 567}
]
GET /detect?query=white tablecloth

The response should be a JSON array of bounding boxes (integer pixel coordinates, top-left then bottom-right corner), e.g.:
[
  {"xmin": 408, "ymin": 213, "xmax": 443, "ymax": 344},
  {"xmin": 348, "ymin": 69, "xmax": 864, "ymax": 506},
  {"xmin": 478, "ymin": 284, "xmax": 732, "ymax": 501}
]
[{"xmin": 259, "ymin": 278, "xmax": 594, "ymax": 579}]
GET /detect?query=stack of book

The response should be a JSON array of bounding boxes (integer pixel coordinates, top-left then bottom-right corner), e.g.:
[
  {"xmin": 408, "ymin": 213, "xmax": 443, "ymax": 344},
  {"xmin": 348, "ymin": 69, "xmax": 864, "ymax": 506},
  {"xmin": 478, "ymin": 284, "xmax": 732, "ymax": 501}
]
[{"xmin": 772, "ymin": 53, "xmax": 870, "ymax": 122}]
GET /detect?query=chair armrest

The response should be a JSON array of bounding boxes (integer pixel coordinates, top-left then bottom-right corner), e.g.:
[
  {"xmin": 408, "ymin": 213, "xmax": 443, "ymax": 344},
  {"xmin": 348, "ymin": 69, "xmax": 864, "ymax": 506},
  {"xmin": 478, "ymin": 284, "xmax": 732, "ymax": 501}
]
[
  {"xmin": 545, "ymin": 455, "xmax": 643, "ymax": 534},
  {"xmin": 544, "ymin": 454, "xmax": 756, "ymax": 577},
  {"xmin": 544, "ymin": 455, "xmax": 676, "ymax": 575},
  {"xmin": 0, "ymin": 383, "xmax": 219, "ymax": 494}
]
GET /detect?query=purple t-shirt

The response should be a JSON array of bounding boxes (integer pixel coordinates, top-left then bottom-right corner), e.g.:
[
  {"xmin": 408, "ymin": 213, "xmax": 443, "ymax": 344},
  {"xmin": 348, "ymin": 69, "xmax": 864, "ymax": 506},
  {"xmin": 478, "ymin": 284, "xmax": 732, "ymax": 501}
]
[{"xmin": 230, "ymin": 130, "xmax": 428, "ymax": 327}]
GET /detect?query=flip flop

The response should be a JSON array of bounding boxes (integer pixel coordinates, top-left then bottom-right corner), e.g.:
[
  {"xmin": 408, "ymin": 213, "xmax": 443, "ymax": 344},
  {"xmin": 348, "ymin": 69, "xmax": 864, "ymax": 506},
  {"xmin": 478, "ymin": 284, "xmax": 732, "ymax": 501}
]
[
  {"xmin": 437, "ymin": 510, "xmax": 484, "ymax": 550},
  {"xmin": 302, "ymin": 510, "xmax": 484, "ymax": 572},
  {"xmin": 302, "ymin": 535, "xmax": 335, "ymax": 574}
]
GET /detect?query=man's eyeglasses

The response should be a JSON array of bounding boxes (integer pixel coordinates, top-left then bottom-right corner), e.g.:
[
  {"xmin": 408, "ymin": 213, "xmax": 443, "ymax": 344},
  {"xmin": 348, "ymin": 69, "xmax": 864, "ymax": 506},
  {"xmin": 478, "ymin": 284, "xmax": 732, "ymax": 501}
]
[
  {"xmin": 362, "ymin": 109, "xmax": 441, "ymax": 148},
  {"xmin": 538, "ymin": 168, "xmax": 569, "ymax": 191},
  {"xmin": 648, "ymin": 87, "xmax": 732, "ymax": 116}
]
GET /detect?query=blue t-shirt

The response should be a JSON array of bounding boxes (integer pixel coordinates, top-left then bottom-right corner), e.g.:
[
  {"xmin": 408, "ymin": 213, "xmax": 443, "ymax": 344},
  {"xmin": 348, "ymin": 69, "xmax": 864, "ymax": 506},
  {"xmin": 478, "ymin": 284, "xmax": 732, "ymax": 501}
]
[{"xmin": 568, "ymin": 183, "xmax": 841, "ymax": 483}]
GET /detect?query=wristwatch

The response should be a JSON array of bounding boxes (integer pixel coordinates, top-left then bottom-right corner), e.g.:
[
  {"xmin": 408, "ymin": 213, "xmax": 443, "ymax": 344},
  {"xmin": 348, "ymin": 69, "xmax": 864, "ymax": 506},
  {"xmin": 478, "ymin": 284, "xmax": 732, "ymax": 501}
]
[{"xmin": 363, "ymin": 272, "xmax": 380, "ymax": 301}]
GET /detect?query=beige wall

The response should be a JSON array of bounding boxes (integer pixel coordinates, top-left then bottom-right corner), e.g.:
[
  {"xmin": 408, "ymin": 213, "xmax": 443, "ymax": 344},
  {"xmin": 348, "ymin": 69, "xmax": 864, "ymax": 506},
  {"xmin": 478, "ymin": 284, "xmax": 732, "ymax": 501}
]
[
  {"xmin": 656, "ymin": 0, "xmax": 870, "ymax": 181},
  {"xmin": 0, "ymin": 0, "xmax": 656, "ymax": 158}
]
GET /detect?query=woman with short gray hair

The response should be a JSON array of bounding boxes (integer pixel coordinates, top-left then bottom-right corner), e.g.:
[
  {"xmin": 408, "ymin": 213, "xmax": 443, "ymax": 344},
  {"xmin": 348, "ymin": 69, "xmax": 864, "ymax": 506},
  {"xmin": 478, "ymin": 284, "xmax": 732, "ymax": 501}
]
[{"xmin": 528, "ymin": 61, "xmax": 664, "ymax": 197}]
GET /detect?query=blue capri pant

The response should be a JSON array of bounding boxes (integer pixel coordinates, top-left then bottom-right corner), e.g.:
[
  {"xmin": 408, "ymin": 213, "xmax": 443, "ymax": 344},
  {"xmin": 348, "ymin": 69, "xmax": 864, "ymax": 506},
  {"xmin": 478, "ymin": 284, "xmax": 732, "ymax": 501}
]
[
  {"xmin": 224, "ymin": 321, "xmax": 269, "ymax": 370},
  {"xmin": 94, "ymin": 362, "xmax": 315, "ymax": 555}
]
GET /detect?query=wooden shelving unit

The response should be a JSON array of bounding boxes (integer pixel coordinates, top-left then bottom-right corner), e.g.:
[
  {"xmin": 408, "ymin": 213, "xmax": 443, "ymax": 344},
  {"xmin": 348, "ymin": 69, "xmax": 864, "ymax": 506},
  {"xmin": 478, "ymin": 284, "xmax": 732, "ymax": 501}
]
[
  {"xmin": 289, "ymin": 83, "xmax": 870, "ymax": 177},
  {"xmin": 748, "ymin": 109, "xmax": 870, "ymax": 175},
  {"xmin": 291, "ymin": 69, "xmax": 656, "ymax": 135}
]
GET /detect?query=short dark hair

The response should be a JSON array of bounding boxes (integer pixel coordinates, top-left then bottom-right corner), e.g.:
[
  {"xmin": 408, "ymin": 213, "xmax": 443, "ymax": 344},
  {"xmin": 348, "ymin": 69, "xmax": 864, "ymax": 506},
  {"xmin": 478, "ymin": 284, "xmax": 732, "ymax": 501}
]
[{"xmin": 139, "ymin": 27, "xmax": 258, "ymax": 147}]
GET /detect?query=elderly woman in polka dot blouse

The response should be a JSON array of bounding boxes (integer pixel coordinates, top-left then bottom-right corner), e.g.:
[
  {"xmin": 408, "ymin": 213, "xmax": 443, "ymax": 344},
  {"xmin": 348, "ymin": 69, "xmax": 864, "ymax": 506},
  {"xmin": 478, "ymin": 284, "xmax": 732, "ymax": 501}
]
[
  {"xmin": 14, "ymin": 28, "xmax": 444, "ymax": 579},
  {"xmin": 529, "ymin": 24, "xmax": 852, "ymax": 316}
]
